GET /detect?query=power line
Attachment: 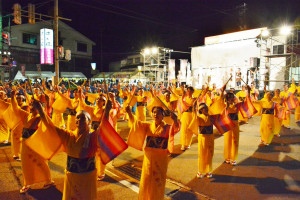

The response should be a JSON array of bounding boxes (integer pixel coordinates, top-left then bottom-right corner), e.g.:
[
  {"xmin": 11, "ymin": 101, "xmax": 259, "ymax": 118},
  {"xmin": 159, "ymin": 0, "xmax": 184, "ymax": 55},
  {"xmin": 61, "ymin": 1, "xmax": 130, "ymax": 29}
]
[{"xmin": 62, "ymin": 0, "xmax": 197, "ymax": 33}]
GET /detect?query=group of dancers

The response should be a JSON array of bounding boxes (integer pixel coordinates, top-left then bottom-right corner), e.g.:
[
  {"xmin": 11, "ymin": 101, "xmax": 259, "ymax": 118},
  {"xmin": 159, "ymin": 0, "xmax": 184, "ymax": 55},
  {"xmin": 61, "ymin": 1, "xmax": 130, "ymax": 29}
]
[{"xmin": 0, "ymin": 77, "xmax": 299, "ymax": 200}]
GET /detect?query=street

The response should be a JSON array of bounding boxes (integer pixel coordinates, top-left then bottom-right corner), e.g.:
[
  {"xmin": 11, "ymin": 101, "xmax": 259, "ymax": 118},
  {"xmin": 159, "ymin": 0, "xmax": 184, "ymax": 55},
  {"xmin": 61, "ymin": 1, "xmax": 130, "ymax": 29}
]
[{"xmin": 0, "ymin": 114, "xmax": 300, "ymax": 200}]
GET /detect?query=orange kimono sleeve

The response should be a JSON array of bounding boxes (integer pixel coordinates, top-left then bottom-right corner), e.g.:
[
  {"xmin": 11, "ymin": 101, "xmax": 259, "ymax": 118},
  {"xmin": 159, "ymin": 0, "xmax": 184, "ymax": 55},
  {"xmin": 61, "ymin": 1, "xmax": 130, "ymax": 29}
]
[
  {"xmin": 52, "ymin": 92, "xmax": 71, "ymax": 113},
  {"xmin": 25, "ymin": 113, "xmax": 64, "ymax": 160},
  {"xmin": 127, "ymin": 116, "xmax": 149, "ymax": 151},
  {"xmin": 208, "ymin": 97, "xmax": 225, "ymax": 115}
]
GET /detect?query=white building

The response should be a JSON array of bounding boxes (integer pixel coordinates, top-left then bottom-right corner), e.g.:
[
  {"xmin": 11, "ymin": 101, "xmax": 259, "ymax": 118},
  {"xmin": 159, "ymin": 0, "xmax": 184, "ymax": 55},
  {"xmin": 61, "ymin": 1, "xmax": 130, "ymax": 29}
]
[{"xmin": 191, "ymin": 27, "xmax": 300, "ymax": 90}]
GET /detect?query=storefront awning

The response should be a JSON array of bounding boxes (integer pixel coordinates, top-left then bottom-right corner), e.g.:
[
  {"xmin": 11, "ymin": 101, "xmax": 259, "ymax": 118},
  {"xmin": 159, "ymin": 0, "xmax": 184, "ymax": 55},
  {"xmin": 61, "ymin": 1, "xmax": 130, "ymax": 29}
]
[
  {"xmin": 130, "ymin": 72, "xmax": 147, "ymax": 79},
  {"xmin": 60, "ymin": 72, "xmax": 87, "ymax": 79},
  {"xmin": 14, "ymin": 71, "xmax": 55, "ymax": 80}
]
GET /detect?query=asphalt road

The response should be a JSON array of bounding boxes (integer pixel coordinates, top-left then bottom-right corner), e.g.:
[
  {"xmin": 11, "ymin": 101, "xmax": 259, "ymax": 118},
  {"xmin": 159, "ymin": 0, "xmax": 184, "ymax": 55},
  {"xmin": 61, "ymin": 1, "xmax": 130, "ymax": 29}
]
[{"xmin": 0, "ymin": 114, "xmax": 299, "ymax": 200}]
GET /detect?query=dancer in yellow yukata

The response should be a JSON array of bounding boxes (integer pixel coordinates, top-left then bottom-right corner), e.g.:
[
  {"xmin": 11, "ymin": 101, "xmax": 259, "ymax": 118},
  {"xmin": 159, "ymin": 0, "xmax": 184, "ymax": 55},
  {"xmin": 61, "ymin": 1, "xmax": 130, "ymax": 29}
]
[
  {"xmin": 147, "ymin": 87, "xmax": 178, "ymax": 125},
  {"xmin": 55, "ymin": 88, "xmax": 80, "ymax": 131},
  {"xmin": 293, "ymin": 79, "xmax": 300, "ymax": 122},
  {"xmin": 78, "ymin": 90, "xmax": 116, "ymax": 181},
  {"xmin": 224, "ymin": 85, "xmax": 251, "ymax": 166},
  {"xmin": 189, "ymin": 84, "xmax": 226, "ymax": 178},
  {"xmin": 235, "ymin": 86, "xmax": 248, "ymax": 123},
  {"xmin": 0, "ymin": 94, "xmax": 10, "ymax": 144},
  {"xmin": 32, "ymin": 98, "xmax": 112, "ymax": 200},
  {"xmin": 10, "ymin": 91, "xmax": 54, "ymax": 193},
  {"xmin": 180, "ymin": 86, "xmax": 196, "ymax": 150},
  {"xmin": 272, "ymin": 89, "xmax": 283, "ymax": 136},
  {"xmin": 126, "ymin": 105, "xmax": 180, "ymax": 200},
  {"xmin": 253, "ymin": 91, "xmax": 284, "ymax": 146},
  {"xmin": 43, "ymin": 85, "xmax": 65, "ymax": 128},
  {"xmin": 280, "ymin": 83, "xmax": 295, "ymax": 129},
  {"xmin": 133, "ymin": 88, "xmax": 147, "ymax": 121}
]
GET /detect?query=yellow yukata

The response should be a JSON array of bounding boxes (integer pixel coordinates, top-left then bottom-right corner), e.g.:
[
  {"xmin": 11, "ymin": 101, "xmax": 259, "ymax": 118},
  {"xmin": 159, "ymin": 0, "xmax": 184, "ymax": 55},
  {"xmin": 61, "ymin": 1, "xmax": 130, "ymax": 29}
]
[
  {"xmin": 189, "ymin": 114, "xmax": 214, "ymax": 174},
  {"xmin": 180, "ymin": 96, "xmax": 195, "ymax": 147},
  {"xmin": 294, "ymin": 86, "xmax": 300, "ymax": 122},
  {"xmin": 51, "ymin": 93, "xmax": 66, "ymax": 128},
  {"xmin": 127, "ymin": 117, "xmax": 179, "ymax": 200},
  {"xmin": 10, "ymin": 96, "xmax": 51, "ymax": 186},
  {"xmin": 134, "ymin": 95, "xmax": 147, "ymax": 121},
  {"xmin": 224, "ymin": 104, "xmax": 240, "ymax": 162},
  {"xmin": 236, "ymin": 90, "xmax": 248, "ymax": 123},
  {"xmin": 3, "ymin": 101, "xmax": 23, "ymax": 157},
  {"xmin": 253, "ymin": 100, "xmax": 278, "ymax": 144},
  {"xmin": 280, "ymin": 90, "xmax": 293, "ymax": 127},
  {"xmin": 0, "ymin": 100, "xmax": 9, "ymax": 143},
  {"xmin": 295, "ymin": 97, "xmax": 300, "ymax": 122},
  {"xmin": 79, "ymin": 99, "xmax": 118, "ymax": 179},
  {"xmin": 27, "ymin": 112, "xmax": 99, "ymax": 200},
  {"xmin": 57, "ymin": 92, "xmax": 80, "ymax": 131},
  {"xmin": 272, "ymin": 96, "xmax": 283, "ymax": 135}
]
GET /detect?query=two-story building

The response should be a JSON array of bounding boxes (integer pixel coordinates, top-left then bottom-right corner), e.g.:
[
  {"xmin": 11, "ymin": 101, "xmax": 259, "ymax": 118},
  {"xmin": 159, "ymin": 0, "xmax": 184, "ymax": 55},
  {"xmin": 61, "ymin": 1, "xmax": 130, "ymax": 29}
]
[{"xmin": 4, "ymin": 20, "xmax": 95, "ymax": 80}]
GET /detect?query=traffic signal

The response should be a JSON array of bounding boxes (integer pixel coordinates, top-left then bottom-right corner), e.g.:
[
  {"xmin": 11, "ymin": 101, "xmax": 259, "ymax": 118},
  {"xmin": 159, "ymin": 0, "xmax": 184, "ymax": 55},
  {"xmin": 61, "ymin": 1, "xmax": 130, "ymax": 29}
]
[
  {"xmin": 58, "ymin": 46, "xmax": 64, "ymax": 59},
  {"xmin": 28, "ymin": 3, "xmax": 35, "ymax": 24},
  {"xmin": 13, "ymin": 3, "xmax": 22, "ymax": 24},
  {"xmin": 65, "ymin": 50, "xmax": 71, "ymax": 61},
  {"xmin": 1, "ymin": 33, "xmax": 10, "ymax": 45}
]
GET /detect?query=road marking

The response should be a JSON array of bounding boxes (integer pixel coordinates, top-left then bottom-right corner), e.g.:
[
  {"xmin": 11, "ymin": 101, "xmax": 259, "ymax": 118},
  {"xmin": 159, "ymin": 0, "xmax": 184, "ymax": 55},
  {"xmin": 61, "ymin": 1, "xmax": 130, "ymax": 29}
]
[
  {"xmin": 284, "ymin": 174, "xmax": 300, "ymax": 192},
  {"xmin": 104, "ymin": 169, "xmax": 140, "ymax": 193}
]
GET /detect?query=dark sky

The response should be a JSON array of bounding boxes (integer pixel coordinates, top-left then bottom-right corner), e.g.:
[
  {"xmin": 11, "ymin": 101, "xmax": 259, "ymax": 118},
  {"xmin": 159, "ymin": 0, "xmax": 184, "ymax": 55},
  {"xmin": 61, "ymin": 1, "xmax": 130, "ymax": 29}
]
[{"xmin": 2, "ymin": 0, "xmax": 300, "ymax": 71}]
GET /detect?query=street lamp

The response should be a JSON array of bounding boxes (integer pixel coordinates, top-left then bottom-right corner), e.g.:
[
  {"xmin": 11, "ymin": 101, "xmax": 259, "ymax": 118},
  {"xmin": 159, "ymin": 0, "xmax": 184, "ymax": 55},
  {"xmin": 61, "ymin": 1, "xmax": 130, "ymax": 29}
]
[
  {"xmin": 261, "ymin": 29, "xmax": 269, "ymax": 37},
  {"xmin": 280, "ymin": 26, "xmax": 291, "ymax": 35}
]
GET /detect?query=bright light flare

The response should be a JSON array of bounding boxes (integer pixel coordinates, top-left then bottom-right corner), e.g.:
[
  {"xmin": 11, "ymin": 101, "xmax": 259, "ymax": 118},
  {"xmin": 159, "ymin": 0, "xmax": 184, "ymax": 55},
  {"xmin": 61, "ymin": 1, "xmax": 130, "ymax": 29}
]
[
  {"xmin": 261, "ymin": 29, "xmax": 269, "ymax": 37},
  {"xmin": 144, "ymin": 48, "xmax": 150, "ymax": 55},
  {"xmin": 151, "ymin": 47, "xmax": 158, "ymax": 54},
  {"xmin": 280, "ymin": 26, "xmax": 291, "ymax": 35}
]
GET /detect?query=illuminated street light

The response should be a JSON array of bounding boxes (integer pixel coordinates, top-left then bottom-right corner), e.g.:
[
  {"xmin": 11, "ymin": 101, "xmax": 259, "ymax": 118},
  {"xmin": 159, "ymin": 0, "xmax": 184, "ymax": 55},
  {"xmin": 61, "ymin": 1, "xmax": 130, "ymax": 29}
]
[
  {"xmin": 138, "ymin": 65, "xmax": 142, "ymax": 71},
  {"xmin": 144, "ymin": 48, "xmax": 150, "ymax": 55},
  {"xmin": 261, "ymin": 29, "xmax": 269, "ymax": 37},
  {"xmin": 280, "ymin": 26, "xmax": 291, "ymax": 35},
  {"xmin": 151, "ymin": 47, "xmax": 158, "ymax": 54}
]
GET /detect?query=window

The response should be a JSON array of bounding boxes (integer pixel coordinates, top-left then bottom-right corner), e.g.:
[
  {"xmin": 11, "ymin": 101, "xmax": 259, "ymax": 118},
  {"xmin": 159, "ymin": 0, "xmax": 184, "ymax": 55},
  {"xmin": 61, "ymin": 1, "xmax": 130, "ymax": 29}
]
[
  {"xmin": 23, "ymin": 33, "xmax": 37, "ymax": 45},
  {"xmin": 273, "ymin": 45, "xmax": 284, "ymax": 54},
  {"xmin": 77, "ymin": 42, "xmax": 87, "ymax": 52},
  {"xmin": 134, "ymin": 57, "xmax": 140, "ymax": 63},
  {"xmin": 127, "ymin": 58, "xmax": 133, "ymax": 65}
]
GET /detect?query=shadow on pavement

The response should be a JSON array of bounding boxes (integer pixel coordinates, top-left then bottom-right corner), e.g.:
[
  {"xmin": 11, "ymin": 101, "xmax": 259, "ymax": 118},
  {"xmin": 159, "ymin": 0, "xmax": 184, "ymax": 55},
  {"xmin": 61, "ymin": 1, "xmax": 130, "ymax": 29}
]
[
  {"xmin": 27, "ymin": 186, "xmax": 62, "ymax": 200},
  {"xmin": 170, "ymin": 189, "xmax": 198, "ymax": 200}
]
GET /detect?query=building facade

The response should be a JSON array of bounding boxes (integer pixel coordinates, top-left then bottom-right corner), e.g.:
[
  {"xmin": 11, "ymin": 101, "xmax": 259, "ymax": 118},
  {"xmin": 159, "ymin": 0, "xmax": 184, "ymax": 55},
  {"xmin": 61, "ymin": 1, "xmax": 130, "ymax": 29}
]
[
  {"xmin": 191, "ymin": 27, "xmax": 300, "ymax": 90},
  {"xmin": 4, "ymin": 20, "xmax": 95, "ymax": 80}
]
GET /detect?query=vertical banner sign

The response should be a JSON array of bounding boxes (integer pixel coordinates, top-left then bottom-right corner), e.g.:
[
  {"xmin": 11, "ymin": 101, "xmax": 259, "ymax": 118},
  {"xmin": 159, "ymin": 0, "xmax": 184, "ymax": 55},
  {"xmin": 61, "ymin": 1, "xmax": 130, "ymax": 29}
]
[
  {"xmin": 168, "ymin": 59, "xmax": 175, "ymax": 81},
  {"xmin": 40, "ymin": 28, "xmax": 54, "ymax": 65},
  {"xmin": 21, "ymin": 65, "xmax": 26, "ymax": 76},
  {"xmin": 180, "ymin": 59, "xmax": 188, "ymax": 82}
]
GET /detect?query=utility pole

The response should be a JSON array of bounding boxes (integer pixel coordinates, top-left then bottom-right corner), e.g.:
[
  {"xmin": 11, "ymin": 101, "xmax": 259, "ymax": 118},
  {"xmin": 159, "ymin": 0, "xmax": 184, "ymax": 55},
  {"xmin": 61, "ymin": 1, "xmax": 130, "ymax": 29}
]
[
  {"xmin": 54, "ymin": 0, "xmax": 59, "ymax": 84},
  {"xmin": 0, "ymin": 0, "xmax": 2, "ymax": 57}
]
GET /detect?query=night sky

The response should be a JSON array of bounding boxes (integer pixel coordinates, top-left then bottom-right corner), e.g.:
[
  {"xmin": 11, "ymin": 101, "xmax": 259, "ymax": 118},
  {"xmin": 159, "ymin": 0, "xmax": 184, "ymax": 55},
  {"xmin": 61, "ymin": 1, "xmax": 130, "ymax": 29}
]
[{"xmin": 2, "ymin": 0, "xmax": 300, "ymax": 71}]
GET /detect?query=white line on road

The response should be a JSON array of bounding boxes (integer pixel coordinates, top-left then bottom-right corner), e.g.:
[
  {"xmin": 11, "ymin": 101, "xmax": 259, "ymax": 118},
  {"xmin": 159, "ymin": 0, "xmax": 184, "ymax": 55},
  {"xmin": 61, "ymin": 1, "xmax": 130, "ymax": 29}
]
[{"xmin": 102, "ymin": 169, "xmax": 140, "ymax": 193}]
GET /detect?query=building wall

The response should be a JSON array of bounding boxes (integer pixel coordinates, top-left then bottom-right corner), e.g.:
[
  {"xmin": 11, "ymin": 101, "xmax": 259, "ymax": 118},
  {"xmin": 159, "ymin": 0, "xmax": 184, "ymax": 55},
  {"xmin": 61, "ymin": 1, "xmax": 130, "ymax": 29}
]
[{"xmin": 5, "ymin": 21, "xmax": 95, "ymax": 78}]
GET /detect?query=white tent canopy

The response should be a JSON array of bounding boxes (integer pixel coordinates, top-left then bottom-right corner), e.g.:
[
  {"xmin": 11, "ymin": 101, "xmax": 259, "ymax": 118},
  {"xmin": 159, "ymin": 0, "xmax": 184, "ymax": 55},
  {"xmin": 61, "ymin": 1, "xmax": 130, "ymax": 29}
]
[
  {"xmin": 60, "ymin": 72, "xmax": 87, "ymax": 79},
  {"xmin": 130, "ymin": 71, "xmax": 147, "ymax": 80},
  {"xmin": 14, "ymin": 71, "xmax": 54, "ymax": 80}
]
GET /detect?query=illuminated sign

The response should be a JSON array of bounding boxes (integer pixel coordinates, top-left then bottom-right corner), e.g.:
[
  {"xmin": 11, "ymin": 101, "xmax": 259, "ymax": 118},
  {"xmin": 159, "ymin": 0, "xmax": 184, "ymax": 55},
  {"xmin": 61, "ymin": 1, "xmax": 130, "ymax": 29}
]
[{"xmin": 40, "ymin": 28, "xmax": 53, "ymax": 64}]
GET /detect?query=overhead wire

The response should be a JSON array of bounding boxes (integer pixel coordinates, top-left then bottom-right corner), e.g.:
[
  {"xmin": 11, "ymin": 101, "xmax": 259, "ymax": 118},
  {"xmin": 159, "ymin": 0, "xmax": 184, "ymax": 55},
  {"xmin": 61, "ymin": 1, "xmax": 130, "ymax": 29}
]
[{"xmin": 62, "ymin": 0, "xmax": 197, "ymax": 33}]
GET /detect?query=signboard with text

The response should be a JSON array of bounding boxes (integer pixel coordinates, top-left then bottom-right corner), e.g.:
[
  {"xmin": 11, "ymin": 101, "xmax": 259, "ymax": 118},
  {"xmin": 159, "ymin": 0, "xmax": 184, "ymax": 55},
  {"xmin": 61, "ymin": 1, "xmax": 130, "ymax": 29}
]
[{"xmin": 40, "ymin": 28, "xmax": 53, "ymax": 65}]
